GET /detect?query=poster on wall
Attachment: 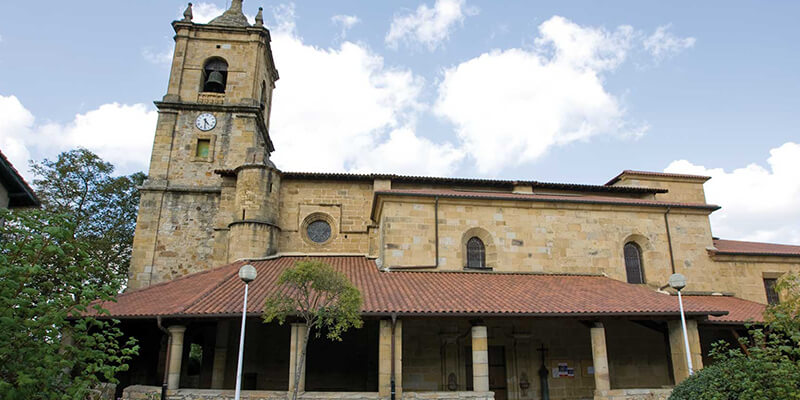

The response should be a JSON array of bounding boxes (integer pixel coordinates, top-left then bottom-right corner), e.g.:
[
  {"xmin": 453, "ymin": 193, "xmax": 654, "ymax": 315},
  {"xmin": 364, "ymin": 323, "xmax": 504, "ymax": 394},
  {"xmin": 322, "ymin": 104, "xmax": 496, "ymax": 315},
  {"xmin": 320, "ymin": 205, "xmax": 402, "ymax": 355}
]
[{"xmin": 552, "ymin": 362, "xmax": 575, "ymax": 378}]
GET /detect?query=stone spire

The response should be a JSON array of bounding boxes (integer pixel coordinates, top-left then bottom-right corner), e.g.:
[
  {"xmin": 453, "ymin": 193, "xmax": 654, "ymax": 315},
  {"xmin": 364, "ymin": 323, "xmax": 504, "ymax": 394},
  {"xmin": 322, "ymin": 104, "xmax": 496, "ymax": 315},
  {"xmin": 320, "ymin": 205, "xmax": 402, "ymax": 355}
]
[
  {"xmin": 255, "ymin": 7, "xmax": 264, "ymax": 27},
  {"xmin": 208, "ymin": 0, "xmax": 250, "ymax": 27},
  {"xmin": 182, "ymin": 3, "xmax": 193, "ymax": 22}
]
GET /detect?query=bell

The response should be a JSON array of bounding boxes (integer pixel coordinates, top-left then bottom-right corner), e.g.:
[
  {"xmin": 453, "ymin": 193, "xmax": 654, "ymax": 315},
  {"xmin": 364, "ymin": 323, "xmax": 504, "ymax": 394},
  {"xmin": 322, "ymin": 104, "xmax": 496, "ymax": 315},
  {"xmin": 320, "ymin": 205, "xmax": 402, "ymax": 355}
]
[{"xmin": 204, "ymin": 70, "xmax": 225, "ymax": 93}]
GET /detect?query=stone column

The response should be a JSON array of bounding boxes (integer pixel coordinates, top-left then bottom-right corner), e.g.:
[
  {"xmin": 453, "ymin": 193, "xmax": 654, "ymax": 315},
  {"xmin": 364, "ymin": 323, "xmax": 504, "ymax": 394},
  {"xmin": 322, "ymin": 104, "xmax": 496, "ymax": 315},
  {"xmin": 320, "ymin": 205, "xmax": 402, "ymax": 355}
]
[
  {"xmin": 379, "ymin": 319, "xmax": 403, "ymax": 398},
  {"xmin": 211, "ymin": 320, "xmax": 230, "ymax": 388},
  {"xmin": 167, "ymin": 325, "xmax": 187, "ymax": 390},
  {"xmin": 289, "ymin": 323, "xmax": 308, "ymax": 393},
  {"xmin": 668, "ymin": 319, "xmax": 703, "ymax": 383},
  {"xmin": 471, "ymin": 325, "xmax": 489, "ymax": 392},
  {"xmin": 589, "ymin": 322, "xmax": 611, "ymax": 393}
]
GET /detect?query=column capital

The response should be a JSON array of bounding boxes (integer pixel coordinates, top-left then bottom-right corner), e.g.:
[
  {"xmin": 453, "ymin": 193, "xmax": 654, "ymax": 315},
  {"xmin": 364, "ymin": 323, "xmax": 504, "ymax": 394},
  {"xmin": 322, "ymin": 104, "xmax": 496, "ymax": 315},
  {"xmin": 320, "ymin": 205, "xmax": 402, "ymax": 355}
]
[{"xmin": 168, "ymin": 325, "xmax": 187, "ymax": 334}]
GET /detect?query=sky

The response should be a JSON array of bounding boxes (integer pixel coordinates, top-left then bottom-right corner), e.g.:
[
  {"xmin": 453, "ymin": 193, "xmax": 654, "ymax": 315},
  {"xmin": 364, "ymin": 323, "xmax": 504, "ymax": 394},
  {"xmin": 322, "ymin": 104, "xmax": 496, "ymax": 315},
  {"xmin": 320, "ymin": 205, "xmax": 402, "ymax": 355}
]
[{"xmin": 0, "ymin": 1, "xmax": 798, "ymax": 244}]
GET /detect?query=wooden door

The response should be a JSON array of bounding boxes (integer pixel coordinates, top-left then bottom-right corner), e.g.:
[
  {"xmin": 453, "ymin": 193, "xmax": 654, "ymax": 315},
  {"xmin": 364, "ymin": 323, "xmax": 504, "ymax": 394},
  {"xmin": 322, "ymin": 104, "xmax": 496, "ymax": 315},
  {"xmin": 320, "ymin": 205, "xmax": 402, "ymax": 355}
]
[{"xmin": 488, "ymin": 346, "xmax": 508, "ymax": 400}]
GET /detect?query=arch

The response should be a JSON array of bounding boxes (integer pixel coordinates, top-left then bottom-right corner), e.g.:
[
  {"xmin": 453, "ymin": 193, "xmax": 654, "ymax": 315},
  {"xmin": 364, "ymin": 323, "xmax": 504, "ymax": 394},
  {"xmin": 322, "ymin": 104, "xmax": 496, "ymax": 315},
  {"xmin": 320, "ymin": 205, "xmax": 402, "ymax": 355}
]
[
  {"xmin": 201, "ymin": 57, "xmax": 229, "ymax": 93},
  {"xmin": 461, "ymin": 227, "xmax": 496, "ymax": 269},
  {"xmin": 624, "ymin": 241, "xmax": 644, "ymax": 284}
]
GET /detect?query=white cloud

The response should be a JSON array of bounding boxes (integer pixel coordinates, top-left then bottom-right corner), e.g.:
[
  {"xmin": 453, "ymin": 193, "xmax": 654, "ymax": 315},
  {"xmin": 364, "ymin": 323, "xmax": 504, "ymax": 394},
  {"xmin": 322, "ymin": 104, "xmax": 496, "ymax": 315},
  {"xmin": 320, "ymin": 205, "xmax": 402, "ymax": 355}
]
[
  {"xmin": 643, "ymin": 24, "xmax": 696, "ymax": 62},
  {"xmin": 190, "ymin": 2, "xmax": 255, "ymax": 25},
  {"xmin": 385, "ymin": 0, "xmax": 477, "ymax": 51},
  {"xmin": 0, "ymin": 95, "xmax": 157, "ymax": 180},
  {"xmin": 331, "ymin": 14, "xmax": 360, "ymax": 39},
  {"xmin": 190, "ymin": 3, "xmax": 225, "ymax": 24},
  {"xmin": 351, "ymin": 127, "xmax": 464, "ymax": 175},
  {"xmin": 665, "ymin": 142, "xmax": 800, "ymax": 245},
  {"xmin": 435, "ymin": 16, "xmax": 644, "ymax": 174},
  {"xmin": 142, "ymin": 47, "xmax": 172, "ymax": 65},
  {"xmin": 267, "ymin": 5, "xmax": 462, "ymax": 174}
]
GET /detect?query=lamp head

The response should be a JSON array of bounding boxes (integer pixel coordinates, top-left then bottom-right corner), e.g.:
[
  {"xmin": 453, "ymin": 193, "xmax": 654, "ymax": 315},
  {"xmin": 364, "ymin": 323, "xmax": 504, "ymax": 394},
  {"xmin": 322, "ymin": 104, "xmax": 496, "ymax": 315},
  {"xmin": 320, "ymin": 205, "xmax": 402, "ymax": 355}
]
[
  {"xmin": 239, "ymin": 264, "xmax": 257, "ymax": 283},
  {"xmin": 668, "ymin": 273, "xmax": 687, "ymax": 291}
]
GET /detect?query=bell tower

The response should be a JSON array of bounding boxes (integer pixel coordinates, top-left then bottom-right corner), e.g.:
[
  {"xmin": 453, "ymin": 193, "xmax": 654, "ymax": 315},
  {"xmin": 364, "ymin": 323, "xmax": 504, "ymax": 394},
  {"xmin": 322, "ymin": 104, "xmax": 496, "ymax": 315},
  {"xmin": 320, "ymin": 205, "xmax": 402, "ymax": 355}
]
[{"xmin": 128, "ymin": 1, "xmax": 281, "ymax": 290}]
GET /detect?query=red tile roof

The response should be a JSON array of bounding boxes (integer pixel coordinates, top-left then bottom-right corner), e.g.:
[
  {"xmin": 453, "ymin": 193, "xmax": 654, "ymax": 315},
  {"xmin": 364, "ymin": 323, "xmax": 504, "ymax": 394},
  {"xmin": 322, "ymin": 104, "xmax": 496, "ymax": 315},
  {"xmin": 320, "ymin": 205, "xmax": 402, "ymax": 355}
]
[
  {"xmin": 371, "ymin": 189, "xmax": 719, "ymax": 220},
  {"xmin": 712, "ymin": 239, "xmax": 800, "ymax": 257},
  {"xmin": 683, "ymin": 295, "xmax": 766, "ymax": 324},
  {"xmin": 98, "ymin": 256, "xmax": 730, "ymax": 319},
  {"xmin": 275, "ymin": 171, "xmax": 667, "ymax": 194},
  {"xmin": 606, "ymin": 170, "xmax": 711, "ymax": 186}
]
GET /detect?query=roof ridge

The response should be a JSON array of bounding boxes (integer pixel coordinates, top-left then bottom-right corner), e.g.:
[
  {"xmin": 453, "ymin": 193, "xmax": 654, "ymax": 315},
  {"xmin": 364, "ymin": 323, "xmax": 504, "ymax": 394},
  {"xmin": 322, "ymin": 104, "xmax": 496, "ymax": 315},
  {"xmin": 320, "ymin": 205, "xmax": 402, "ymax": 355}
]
[{"xmin": 118, "ymin": 260, "xmax": 243, "ymax": 298}]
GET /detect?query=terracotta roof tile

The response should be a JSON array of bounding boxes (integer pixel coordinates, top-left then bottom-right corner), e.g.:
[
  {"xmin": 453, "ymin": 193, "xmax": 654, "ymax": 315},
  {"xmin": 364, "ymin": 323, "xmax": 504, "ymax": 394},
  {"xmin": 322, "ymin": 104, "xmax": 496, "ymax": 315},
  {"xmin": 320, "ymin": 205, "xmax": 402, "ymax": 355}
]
[
  {"xmin": 280, "ymin": 171, "xmax": 666, "ymax": 194},
  {"xmin": 683, "ymin": 295, "xmax": 766, "ymax": 324},
  {"xmin": 712, "ymin": 239, "xmax": 800, "ymax": 257},
  {"xmin": 98, "ymin": 256, "xmax": 729, "ymax": 319}
]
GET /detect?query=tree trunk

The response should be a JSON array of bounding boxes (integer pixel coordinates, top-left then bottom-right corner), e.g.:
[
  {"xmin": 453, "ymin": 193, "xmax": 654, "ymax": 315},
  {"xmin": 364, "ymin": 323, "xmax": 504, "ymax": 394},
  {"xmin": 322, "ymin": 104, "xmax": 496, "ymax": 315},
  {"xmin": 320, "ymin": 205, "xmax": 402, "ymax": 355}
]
[{"xmin": 292, "ymin": 324, "xmax": 311, "ymax": 400}]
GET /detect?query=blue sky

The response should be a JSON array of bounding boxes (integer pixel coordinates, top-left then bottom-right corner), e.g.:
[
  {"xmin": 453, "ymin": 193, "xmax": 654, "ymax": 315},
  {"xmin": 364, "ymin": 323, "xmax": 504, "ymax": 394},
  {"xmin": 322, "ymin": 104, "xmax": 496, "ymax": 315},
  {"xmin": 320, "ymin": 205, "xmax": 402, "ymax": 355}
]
[{"xmin": 1, "ymin": 1, "xmax": 799, "ymax": 243}]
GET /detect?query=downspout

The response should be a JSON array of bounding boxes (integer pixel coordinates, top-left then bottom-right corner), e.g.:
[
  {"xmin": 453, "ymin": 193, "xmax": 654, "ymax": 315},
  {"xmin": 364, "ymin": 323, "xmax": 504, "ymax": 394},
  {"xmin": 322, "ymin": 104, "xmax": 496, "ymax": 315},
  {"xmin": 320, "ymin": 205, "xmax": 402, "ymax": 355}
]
[
  {"xmin": 391, "ymin": 313, "xmax": 398, "ymax": 400},
  {"xmin": 664, "ymin": 206, "xmax": 676, "ymax": 274},
  {"xmin": 157, "ymin": 316, "xmax": 170, "ymax": 400}
]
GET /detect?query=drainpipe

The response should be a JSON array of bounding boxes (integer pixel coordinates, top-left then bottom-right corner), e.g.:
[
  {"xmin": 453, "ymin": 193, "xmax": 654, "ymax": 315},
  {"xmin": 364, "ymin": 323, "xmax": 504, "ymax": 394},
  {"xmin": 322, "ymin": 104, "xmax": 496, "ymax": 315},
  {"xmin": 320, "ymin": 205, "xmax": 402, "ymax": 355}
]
[
  {"xmin": 156, "ymin": 316, "xmax": 170, "ymax": 400},
  {"xmin": 391, "ymin": 312, "xmax": 398, "ymax": 400},
  {"xmin": 664, "ymin": 206, "xmax": 676, "ymax": 274}
]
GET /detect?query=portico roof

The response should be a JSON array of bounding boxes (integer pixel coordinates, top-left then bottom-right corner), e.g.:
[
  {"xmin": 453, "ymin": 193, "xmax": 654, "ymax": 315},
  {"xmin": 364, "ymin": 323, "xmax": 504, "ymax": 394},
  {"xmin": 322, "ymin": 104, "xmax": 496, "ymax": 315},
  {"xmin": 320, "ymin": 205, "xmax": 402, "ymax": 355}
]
[{"xmin": 97, "ymin": 256, "xmax": 748, "ymax": 320}]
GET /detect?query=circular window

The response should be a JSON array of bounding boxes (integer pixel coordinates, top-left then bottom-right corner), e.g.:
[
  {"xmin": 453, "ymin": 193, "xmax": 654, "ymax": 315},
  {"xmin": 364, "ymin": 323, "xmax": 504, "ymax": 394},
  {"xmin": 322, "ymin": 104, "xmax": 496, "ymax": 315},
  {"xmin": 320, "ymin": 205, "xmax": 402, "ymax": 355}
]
[{"xmin": 306, "ymin": 220, "xmax": 332, "ymax": 243}]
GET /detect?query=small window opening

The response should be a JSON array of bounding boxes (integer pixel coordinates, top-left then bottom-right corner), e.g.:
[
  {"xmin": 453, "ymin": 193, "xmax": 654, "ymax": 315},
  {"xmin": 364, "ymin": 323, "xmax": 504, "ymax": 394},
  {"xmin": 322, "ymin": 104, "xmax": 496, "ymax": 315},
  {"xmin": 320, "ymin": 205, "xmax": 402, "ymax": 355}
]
[
  {"xmin": 196, "ymin": 139, "xmax": 211, "ymax": 158},
  {"xmin": 260, "ymin": 81, "xmax": 268, "ymax": 110},
  {"xmin": 624, "ymin": 242, "xmax": 644, "ymax": 284},
  {"xmin": 466, "ymin": 237, "xmax": 486, "ymax": 269},
  {"xmin": 202, "ymin": 58, "xmax": 228, "ymax": 93},
  {"xmin": 764, "ymin": 278, "xmax": 779, "ymax": 305}
]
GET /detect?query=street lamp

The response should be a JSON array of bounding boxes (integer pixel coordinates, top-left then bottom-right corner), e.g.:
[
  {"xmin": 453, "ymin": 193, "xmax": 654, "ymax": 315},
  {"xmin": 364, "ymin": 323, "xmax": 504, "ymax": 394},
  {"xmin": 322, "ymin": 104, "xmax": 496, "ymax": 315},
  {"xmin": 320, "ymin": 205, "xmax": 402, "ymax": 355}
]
[
  {"xmin": 668, "ymin": 273, "xmax": 693, "ymax": 376},
  {"xmin": 234, "ymin": 264, "xmax": 257, "ymax": 400}
]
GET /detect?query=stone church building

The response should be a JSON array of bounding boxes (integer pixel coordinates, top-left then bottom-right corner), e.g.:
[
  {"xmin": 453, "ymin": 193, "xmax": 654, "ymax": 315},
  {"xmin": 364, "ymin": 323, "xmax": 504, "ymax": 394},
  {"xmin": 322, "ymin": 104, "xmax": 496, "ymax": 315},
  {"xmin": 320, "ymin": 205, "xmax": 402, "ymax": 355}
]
[{"xmin": 106, "ymin": 2, "xmax": 800, "ymax": 400}]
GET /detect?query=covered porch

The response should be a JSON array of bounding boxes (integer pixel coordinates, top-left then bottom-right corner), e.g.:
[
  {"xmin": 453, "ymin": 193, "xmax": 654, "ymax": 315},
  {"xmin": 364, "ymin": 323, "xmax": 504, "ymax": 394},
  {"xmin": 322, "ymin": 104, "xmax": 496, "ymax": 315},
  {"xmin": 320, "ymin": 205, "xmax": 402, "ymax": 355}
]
[
  {"xmin": 99, "ymin": 256, "xmax": 752, "ymax": 400},
  {"xmin": 117, "ymin": 315, "xmax": 704, "ymax": 400}
]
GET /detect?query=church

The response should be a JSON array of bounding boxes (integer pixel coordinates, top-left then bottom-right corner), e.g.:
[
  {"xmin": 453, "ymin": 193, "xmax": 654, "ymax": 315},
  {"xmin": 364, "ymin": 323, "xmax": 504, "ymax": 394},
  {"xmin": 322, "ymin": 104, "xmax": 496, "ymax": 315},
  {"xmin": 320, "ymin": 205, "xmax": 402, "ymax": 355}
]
[{"xmin": 105, "ymin": 2, "xmax": 800, "ymax": 400}]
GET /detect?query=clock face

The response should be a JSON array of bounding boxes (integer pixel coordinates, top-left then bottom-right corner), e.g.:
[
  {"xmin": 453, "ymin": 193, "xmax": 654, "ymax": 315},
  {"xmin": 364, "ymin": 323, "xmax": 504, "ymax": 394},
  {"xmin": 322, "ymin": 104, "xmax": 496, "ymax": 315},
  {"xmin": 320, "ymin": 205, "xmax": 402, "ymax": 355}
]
[{"xmin": 195, "ymin": 113, "xmax": 216, "ymax": 131}]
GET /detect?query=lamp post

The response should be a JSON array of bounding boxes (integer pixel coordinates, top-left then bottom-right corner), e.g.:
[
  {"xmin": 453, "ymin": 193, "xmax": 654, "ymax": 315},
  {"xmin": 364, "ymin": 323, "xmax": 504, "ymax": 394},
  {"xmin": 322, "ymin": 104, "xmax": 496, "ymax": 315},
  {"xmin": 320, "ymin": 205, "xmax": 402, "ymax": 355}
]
[
  {"xmin": 668, "ymin": 273, "xmax": 693, "ymax": 376},
  {"xmin": 234, "ymin": 264, "xmax": 257, "ymax": 400}
]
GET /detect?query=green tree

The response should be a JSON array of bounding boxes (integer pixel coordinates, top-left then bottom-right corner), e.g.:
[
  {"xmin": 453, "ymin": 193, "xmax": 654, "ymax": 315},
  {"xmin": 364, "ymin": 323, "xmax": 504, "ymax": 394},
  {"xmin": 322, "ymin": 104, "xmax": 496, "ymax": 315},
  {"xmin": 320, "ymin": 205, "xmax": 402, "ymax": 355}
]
[
  {"xmin": 30, "ymin": 148, "xmax": 146, "ymax": 282},
  {"xmin": 670, "ymin": 273, "xmax": 800, "ymax": 400},
  {"xmin": 262, "ymin": 260, "xmax": 363, "ymax": 400},
  {"xmin": 0, "ymin": 209, "xmax": 138, "ymax": 400}
]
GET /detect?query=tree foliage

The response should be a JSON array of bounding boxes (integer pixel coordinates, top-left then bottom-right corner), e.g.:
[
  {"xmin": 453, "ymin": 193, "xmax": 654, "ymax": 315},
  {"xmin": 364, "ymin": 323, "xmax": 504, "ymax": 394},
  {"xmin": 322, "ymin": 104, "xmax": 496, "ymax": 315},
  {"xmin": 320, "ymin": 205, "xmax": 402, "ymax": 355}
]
[
  {"xmin": 670, "ymin": 273, "xmax": 800, "ymax": 400},
  {"xmin": 0, "ymin": 209, "xmax": 138, "ymax": 400},
  {"xmin": 30, "ymin": 148, "xmax": 145, "ymax": 281},
  {"xmin": 262, "ymin": 260, "xmax": 363, "ymax": 400}
]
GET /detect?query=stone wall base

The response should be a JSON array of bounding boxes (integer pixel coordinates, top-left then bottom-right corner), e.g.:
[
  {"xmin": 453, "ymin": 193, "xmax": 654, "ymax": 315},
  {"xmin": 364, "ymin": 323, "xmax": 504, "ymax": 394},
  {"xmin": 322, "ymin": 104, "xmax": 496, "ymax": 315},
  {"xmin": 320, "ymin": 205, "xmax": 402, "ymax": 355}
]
[
  {"xmin": 122, "ymin": 387, "xmax": 494, "ymax": 400},
  {"xmin": 595, "ymin": 388, "xmax": 673, "ymax": 400}
]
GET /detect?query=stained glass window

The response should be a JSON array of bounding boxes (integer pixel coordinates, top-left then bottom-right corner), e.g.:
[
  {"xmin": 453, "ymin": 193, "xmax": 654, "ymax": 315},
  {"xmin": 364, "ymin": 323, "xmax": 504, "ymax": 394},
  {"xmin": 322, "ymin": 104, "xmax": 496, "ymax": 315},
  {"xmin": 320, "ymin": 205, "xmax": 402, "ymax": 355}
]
[
  {"xmin": 307, "ymin": 220, "xmax": 331, "ymax": 243},
  {"xmin": 466, "ymin": 237, "xmax": 486, "ymax": 269}
]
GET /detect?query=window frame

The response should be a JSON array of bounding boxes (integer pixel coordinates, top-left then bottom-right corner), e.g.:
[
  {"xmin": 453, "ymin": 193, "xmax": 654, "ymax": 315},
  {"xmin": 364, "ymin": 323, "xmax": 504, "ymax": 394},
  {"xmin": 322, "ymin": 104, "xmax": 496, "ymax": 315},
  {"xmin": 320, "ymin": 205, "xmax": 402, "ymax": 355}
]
[
  {"xmin": 465, "ymin": 236, "xmax": 487, "ymax": 270},
  {"xmin": 764, "ymin": 278, "xmax": 780, "ymax": 305},
  {"xmin": 623, "ymin": 241, "xmax": 645, "ymax": 284}
]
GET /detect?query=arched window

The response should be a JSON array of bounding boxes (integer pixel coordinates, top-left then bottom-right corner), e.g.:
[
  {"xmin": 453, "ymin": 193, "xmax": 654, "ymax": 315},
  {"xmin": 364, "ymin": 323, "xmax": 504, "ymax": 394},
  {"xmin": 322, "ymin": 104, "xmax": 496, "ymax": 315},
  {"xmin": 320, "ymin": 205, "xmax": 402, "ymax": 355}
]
[
  {"xmin": 466, "ymin": 237, "xmax": 486, "ymax": 269},
  {"xmin": 202, "ymin": 58, "xmax": 228, "ymax": 93},
  {"xmin": 624, "ymin": 242, "xmax": 644, "ymax": 284}
]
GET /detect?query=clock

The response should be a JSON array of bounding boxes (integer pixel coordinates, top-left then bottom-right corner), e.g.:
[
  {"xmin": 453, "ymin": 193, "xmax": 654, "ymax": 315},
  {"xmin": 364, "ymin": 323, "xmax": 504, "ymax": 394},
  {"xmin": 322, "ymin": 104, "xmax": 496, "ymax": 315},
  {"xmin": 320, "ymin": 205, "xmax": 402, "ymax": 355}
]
[{"xmin": 195, "ymin": 113, "xmax": 216, "ymax": 131}]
